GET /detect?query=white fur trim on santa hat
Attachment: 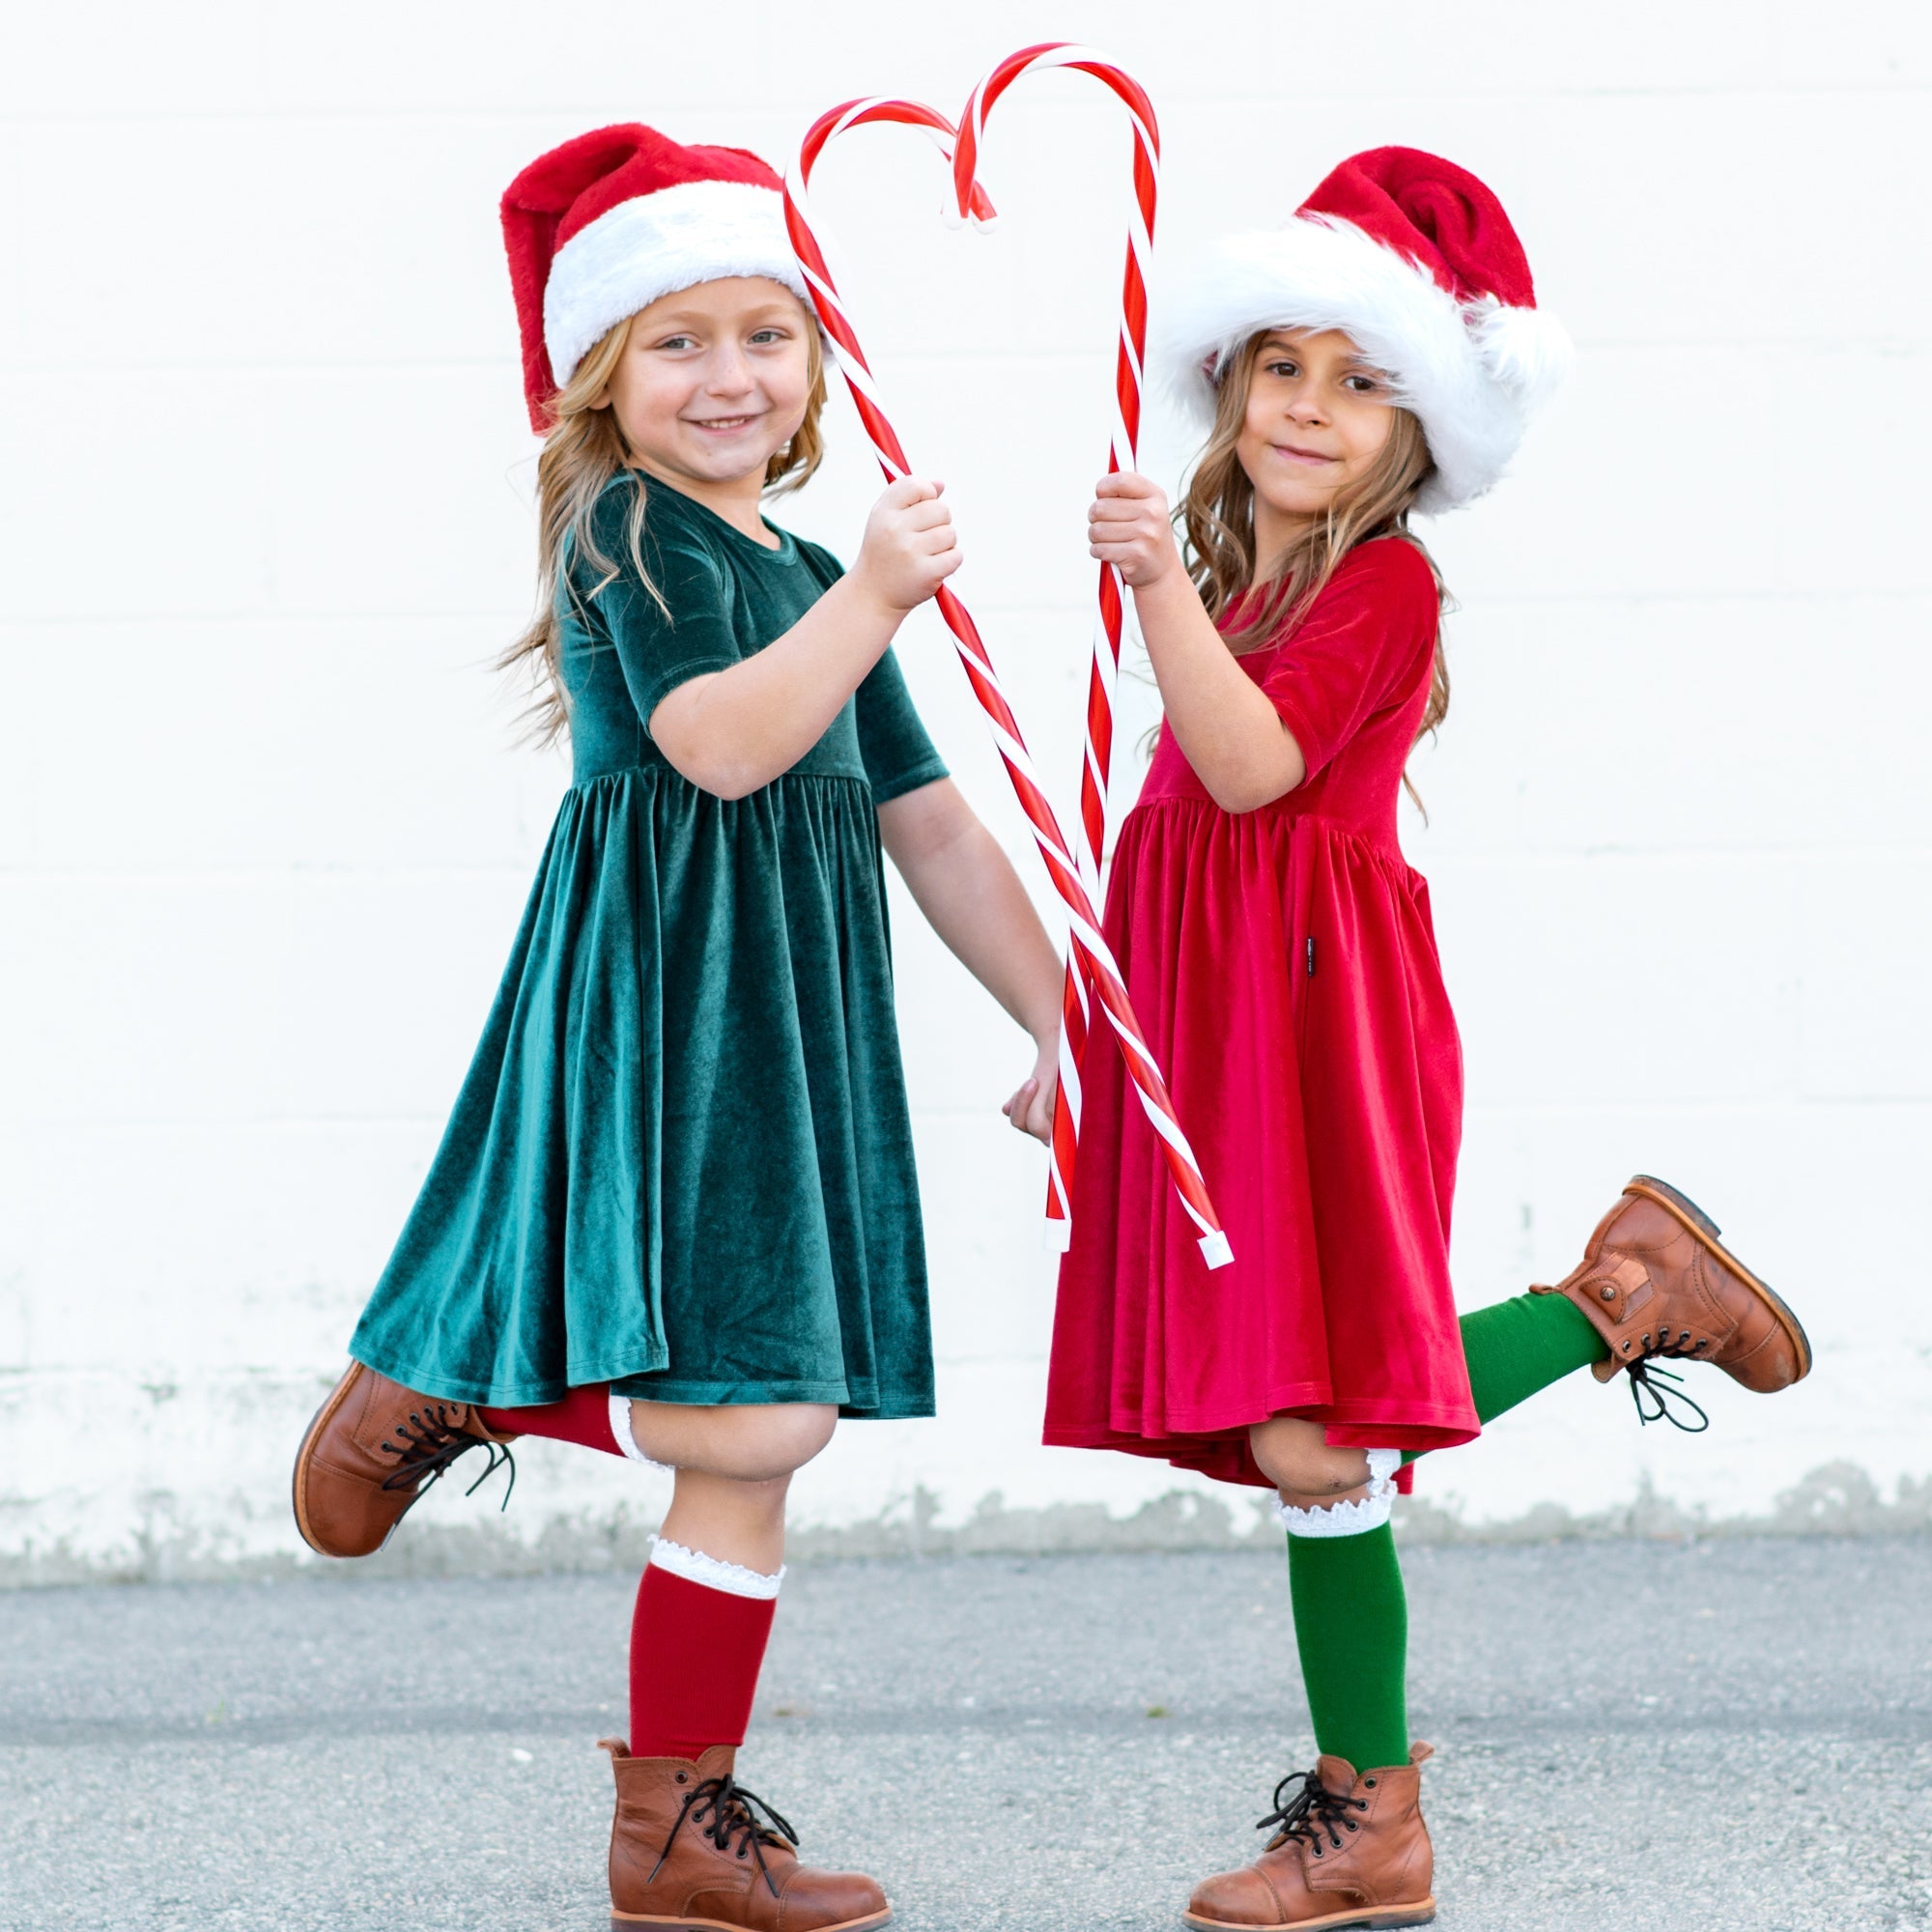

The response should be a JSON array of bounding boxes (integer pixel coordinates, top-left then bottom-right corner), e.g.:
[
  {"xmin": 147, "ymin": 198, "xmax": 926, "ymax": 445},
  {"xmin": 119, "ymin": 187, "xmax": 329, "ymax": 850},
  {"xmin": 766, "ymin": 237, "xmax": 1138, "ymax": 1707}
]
[
  {"xmin": 544, "ymin": 179, "xmax": 810, "ymax": 388},
  {"xmin": 1154, "ymin": 215, "xmax": 1571, "ymax": 513}
]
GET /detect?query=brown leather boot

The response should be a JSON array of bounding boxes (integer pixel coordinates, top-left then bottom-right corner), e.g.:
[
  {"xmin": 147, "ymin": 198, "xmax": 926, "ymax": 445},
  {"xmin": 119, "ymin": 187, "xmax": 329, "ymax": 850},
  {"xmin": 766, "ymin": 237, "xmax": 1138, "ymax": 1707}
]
[
  {"xmin": 603, "ymin": 1740, "xmax": 890, "ymax": 1931},
  {"xmin": 1185, "ymin": 1746, "xmax": 1436, "ymax": 1930},
  {"xmin": 291, "ymin": 1361, "xmax": 517, "ymax": 1558},
  {"xmin": 1533, "ymin": 1175, "xmax": 1810, "ymax": 1427}
]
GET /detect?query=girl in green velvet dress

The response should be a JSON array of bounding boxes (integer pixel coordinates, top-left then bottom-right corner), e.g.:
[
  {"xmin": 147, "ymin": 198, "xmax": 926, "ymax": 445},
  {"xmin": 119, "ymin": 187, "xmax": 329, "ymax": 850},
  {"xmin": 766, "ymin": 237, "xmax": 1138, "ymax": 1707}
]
[{"xmin": 292, "ymin": 128, "xmax": 1064, "ymax": 1930}]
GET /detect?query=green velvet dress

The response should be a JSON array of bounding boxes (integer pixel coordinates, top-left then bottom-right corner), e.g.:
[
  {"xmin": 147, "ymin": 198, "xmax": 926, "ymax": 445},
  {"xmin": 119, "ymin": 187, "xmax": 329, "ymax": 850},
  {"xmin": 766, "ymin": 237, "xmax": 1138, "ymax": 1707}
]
[{"xmin": 349, "ymin": 474, "xmax": 949, "ymax": 1414}]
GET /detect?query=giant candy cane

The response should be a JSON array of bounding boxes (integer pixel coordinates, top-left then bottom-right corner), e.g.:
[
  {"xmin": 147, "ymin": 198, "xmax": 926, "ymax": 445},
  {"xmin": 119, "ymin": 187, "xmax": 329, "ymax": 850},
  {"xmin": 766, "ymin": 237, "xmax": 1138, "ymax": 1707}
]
[
  {"xmin": 783, "ymin": 89, "xmax": 1233, "ymax": 1268},
  {"xmin": 951, "ymin": 43, "xmax": 1157, "ymax": 1245}
]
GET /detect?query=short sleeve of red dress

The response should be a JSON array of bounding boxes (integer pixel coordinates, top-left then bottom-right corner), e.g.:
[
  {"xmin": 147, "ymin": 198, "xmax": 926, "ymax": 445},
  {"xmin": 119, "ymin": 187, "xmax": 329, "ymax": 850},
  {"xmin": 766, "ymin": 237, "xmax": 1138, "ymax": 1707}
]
[{"xmin": 1258, "ymin": 538, "xmax": 1439, "ymax": 781}]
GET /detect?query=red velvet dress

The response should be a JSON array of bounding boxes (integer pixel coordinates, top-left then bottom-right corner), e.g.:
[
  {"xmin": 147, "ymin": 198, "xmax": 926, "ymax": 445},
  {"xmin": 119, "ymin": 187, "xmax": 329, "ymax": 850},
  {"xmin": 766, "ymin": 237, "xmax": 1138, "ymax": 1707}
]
[{"xmin": 1043, "ymin": 537, "xmax": 1478, "ymax": 1488}]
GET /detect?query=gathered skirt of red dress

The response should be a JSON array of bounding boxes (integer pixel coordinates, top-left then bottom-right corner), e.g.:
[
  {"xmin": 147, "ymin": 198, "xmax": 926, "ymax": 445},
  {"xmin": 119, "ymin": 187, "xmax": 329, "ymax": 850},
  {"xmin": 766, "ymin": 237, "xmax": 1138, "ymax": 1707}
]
[{"xmin": 1042, "ymin": 786, "xmax": 1479, "ymax": 1489}]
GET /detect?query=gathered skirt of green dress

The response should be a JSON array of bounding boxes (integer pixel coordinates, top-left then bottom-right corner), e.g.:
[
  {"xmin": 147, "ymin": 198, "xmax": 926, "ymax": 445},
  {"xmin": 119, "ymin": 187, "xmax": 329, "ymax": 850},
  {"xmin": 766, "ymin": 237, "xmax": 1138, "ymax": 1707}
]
[{"xmin": 349, "ymin": 763, "xmax": 933, "ymax": 1416}]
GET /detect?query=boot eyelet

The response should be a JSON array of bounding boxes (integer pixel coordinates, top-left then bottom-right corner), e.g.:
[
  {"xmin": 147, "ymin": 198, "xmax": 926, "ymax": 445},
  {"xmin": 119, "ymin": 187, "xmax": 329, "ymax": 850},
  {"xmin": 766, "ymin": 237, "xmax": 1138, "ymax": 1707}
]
[
  {"xmin": 1347, "ymin": 1821, "xmax": 1358, "ymax": 1831},
  {"xmin": 674, "ymin": 1772, "xmax": 687, "ymax": 1784},
  {"xmin": 1364, "ymin": 1777, "xmax": 1377, "ymax": 1788}
]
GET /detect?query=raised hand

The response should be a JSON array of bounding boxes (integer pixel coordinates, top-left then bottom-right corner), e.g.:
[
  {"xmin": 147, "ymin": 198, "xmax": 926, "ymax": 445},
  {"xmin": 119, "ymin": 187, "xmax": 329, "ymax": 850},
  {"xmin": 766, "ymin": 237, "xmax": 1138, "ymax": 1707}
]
[
  {"xmin": 852, "ymin": 477, "xmax": 961, "ymax": 613},
  {"xmin": 1088, "ymin": 470, "xmax": 1184, "ymax": 589}
]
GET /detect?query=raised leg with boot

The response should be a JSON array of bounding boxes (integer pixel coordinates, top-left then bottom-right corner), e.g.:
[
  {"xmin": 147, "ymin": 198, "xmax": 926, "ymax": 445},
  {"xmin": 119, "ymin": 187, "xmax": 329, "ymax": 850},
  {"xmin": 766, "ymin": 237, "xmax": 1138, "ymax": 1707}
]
[
  {"xmin": 292, "ymin": 1361, "xmax": 518, "ymax": 1558},
  {"xmin": 1531, "ymin": 1174, "xmax": 1810, "ymax": 1429}
]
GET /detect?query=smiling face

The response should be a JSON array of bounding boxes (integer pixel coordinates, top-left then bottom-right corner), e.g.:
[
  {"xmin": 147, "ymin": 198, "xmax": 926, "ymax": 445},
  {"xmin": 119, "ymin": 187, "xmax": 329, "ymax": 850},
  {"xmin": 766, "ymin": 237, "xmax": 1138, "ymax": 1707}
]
[
  {"xmin": 594, "ymin": 276, "xmax": 816, "ymax": 507},
  {"xmin": 1236, "ymin": 327, "xmax": 1397, "ymax": 555}
]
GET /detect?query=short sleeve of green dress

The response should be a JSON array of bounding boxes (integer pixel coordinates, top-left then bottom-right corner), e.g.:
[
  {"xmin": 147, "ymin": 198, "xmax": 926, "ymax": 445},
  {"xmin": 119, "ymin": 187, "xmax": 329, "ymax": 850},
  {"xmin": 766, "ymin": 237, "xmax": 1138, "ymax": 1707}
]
[{"xmin": 349, "ymin": 473, "xmax": 949, "ymax": 1413}]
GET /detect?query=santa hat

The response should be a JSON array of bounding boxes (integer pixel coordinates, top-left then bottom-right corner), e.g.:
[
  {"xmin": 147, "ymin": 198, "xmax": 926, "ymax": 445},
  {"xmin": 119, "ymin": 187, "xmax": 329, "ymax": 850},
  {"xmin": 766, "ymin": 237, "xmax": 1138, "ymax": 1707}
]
[
  {"xmin": 501, "ymin": 124, "xmax": 810, "ymax": 433},
  {"xmin": 1154, "ymin": 146, "xmax": 1572, "ymax": 512}
]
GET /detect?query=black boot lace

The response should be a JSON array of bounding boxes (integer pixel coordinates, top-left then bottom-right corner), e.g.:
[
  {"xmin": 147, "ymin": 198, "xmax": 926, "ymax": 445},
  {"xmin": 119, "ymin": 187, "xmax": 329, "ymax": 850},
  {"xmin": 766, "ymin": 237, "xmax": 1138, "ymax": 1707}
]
[
  {"xmin": 1256, "ymin": 1767, "xmax": 1365, "ymax": 1861},
  {"xmin": 1626, "ymin": 1356, "xmax": 1710, "ymax": 1434},
  {"xmin": 649, "ymin": 1774, "xmax": 798, "ymax": 1896},
  {"xmin": 377, "ymin": 1406, "xmax": 517, "ymax": 1509}
]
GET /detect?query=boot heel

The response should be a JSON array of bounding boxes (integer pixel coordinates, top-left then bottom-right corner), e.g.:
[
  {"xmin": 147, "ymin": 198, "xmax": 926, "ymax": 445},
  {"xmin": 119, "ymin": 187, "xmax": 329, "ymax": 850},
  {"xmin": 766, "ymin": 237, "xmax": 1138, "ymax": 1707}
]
[{"xmin": 1628, "ymin": 1173, "xmax": 1720, "ymax": 1238}]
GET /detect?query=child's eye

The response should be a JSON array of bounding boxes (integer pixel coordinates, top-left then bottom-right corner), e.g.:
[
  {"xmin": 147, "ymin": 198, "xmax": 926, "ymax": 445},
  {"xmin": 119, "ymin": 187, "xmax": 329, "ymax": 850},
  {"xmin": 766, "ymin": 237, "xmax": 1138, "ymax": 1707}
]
[
  {"xmin": 655, "ymin": 334, "xmax": 697, "ymax": 352},
  {"xmin": 1266, "ymin": 360, "xmax": 1300, "ymax": 379},
  {"xmin": 1344, "ymin": 374, "xmax": 1383, "ymax": 394},
  {"xmin": 748, "ymin": 328, "xmax": 786, "ymax": 345}
]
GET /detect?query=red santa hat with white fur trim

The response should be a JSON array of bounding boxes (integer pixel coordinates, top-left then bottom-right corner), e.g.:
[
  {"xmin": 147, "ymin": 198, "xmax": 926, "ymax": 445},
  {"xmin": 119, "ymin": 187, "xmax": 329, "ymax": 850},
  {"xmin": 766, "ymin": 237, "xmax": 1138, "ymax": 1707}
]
[
  {"xmin": 501, "ymin": 124, "xmax": 810, "ymax": 433},
  {"xmin": 1154, "ymin": 147, "xmax": 1571, "ymax": 513}
]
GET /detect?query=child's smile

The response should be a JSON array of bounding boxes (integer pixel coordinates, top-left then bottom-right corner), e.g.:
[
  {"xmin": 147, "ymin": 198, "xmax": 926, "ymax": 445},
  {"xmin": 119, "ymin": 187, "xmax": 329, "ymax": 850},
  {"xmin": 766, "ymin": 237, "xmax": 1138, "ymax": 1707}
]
[
  {"xmin": 1266, "ymin": 438, "xmax": 1344, "ymax": 469},
  {"xmin": 1237, "ymin": 327, "xmax": 1396, "ymax": 554},
  {"xmin": 594, "ymin": 275, "xmax": 816, "ymax": 509}
]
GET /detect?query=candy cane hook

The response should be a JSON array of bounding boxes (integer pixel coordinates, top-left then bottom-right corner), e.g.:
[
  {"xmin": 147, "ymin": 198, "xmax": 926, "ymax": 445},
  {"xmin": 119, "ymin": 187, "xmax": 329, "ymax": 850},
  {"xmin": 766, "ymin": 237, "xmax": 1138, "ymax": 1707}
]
[
  {"xmin": 784, "ymin": 95, "xmax": 1231, "ymax": 1268},
  {"xmin": 951, "ymin": 43, "xmax": 1160, "ymax": 1245}
]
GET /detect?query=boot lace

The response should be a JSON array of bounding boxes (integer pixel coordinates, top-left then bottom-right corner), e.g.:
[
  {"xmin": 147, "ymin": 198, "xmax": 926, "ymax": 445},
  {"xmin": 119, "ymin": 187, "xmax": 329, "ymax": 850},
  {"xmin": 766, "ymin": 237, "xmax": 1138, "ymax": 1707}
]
[
  {"xmin": 1626, "ymin": 1356, "xmax": 1710, "ymax": 1434},
  {"xmin": 377, "ymin": 1406, "xmax": 516, "ymax": 1509},
  {"xmin": 1257, "ymin": 1767, "xmax": 1365, "ymax": 1860},
  {"xmin": 650, "ymin": 1774, "xmax": 798, "ymax": 1896}
]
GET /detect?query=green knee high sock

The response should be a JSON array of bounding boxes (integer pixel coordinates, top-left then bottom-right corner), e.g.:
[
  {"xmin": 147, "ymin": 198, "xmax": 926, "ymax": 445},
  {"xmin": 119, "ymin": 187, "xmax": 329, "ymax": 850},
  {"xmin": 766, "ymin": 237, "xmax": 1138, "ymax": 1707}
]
[
  {"xmin": 1286, "ymin": 1524, "xmax": 1409, "ymax": 1774},
  {"xmin": 1402, "ymin": 1291, "xmax": 1608, "ymax": 1466},
  {"xmin": 1287, "ymin": 1295, "xmax": 1605, "ymax": 1770},
  {"xmin": 1461, "ymin": 1290, "xmax": 1608, "ymax": 1422}
]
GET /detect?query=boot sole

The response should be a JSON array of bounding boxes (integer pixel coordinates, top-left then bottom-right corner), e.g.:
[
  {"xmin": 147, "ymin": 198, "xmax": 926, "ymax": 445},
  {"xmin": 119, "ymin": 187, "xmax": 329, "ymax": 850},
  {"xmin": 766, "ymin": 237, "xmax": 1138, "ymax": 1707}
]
[
  {"xmin": 611, "ymin": 1912, "xmax": 890, "ymax": 1931},
  {"xmin": 1183, "ymin": 1897, "xmax": 1435, "ymax": 1930},
  {"xmin": 291, "ymin": 1361, "xmax": 385, "ymax": 1558},
  {"xmin": 1624, "ymin": 1175, "xmax": 1813, "ymax": 1383}
]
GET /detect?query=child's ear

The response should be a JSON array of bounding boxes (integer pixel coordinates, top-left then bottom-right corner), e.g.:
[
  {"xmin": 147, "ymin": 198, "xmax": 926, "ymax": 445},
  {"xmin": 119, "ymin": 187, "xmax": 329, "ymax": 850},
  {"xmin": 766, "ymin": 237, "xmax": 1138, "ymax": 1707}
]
[{"xmin": 587, "ymin": 390, "xmax": 612, "ymax": 412}]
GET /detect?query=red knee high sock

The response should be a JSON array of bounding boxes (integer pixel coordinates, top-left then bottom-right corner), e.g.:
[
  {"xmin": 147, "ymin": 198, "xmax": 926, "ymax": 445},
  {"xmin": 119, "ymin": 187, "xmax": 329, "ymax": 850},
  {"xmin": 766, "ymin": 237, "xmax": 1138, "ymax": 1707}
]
[
  {"xmin": 472, "ymin": 1397, "xmax": 776, "ymax": 1754},
  {"xmin": 476, "ymin": 1383, "xmax": 620, "ymax": 1456},
  {"xmin": 630, "ymin": 1544, "xmax": 781, "ymax": 1759}
]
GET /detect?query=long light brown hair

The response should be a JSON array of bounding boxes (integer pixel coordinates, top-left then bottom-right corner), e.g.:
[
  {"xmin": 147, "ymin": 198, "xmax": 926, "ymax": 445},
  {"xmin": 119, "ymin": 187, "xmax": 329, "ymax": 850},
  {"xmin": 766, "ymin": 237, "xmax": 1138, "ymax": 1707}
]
[
  {"xmin": 1179, "ymin": 331, "xmax": 1451, "ymax": 780},
  {"xmin": 500, "ymin": 305, "xmax": 828, "ymax": 745}
]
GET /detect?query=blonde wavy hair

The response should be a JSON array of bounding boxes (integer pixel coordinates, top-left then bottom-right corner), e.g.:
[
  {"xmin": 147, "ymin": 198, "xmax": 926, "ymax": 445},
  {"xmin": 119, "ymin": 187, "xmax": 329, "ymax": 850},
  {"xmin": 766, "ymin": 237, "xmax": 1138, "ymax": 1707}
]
[
  {"xmin": 501, "ymin": 305, "xmax": 828, "ymax": 745},
  {"xmin": 1179, "ymin": 331, "xmax": 1451, "ymax": 778}
]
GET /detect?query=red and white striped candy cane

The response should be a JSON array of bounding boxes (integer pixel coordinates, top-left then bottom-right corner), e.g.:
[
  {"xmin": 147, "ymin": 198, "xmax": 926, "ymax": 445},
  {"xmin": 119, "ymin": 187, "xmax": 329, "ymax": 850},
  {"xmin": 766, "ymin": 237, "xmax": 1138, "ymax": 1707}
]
[
  {"xmin": 951, "ymin": 43, "xmax": 1157, "ymax": 1247},
  {"xmin": 784, "ymin": 96, "xmax": 1233, "ymax": 1269}
]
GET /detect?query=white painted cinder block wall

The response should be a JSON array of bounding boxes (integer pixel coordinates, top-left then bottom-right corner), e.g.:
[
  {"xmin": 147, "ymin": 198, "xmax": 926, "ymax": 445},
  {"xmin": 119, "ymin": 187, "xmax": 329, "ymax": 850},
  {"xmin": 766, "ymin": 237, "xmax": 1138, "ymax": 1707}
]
[{"xmin": 3, "ymin": 3, "xmax": 1928, "ymax": 1581}]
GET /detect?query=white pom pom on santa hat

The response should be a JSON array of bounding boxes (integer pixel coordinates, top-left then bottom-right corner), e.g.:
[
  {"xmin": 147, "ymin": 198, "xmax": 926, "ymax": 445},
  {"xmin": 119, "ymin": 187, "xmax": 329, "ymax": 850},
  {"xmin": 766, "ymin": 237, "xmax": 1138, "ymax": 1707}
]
[
  {"xmin": 501, "ymin": 125, "xmax": 808, "ymax": 433},
  {"xmin": 1154, "ymin": 146, "xmax": 1571, "ymax": 513}
]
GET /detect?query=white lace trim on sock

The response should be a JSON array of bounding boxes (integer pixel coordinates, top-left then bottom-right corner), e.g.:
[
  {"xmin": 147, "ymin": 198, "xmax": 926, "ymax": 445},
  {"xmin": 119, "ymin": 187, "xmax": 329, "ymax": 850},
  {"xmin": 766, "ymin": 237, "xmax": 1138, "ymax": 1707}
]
[
  {"xmin": 1275, "ymin": 1449, "xmax": 1403, "ymax": 1540},
  {"xmin": 608, "ymin": 1393, "xmax": 671, "ymax": 1472},
  {"xmin": 648, "ymin": 1535, "xmax": 785, "ymax": 1600}
]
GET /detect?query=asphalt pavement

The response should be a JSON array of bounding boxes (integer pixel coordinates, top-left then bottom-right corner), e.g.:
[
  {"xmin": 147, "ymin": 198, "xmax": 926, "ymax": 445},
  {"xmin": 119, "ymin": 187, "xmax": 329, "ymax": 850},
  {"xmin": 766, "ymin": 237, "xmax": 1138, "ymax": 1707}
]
[{"xmin": 3, "ymin": 1537, "xmax": 1929, "ymax": 1931}]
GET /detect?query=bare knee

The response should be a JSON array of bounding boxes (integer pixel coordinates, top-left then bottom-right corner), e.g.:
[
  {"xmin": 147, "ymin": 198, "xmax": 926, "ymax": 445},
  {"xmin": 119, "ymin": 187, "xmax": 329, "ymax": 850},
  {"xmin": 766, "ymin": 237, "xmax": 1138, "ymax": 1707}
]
[
  {"xmin": 714, "ymin": 1404, "xmax": 837, "ymax": 1481},
  {"xmin": 627, "ymin": 1400, "xmax": 838, "ymax": 1482},
  {"xmin": 1249, "ymin": 1415, "xmax": 1372, "ymax": 1500}
]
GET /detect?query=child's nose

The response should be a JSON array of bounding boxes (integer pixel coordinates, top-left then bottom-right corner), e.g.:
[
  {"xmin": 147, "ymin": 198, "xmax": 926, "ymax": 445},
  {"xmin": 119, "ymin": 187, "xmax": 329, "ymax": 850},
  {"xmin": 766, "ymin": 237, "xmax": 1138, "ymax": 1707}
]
[{"xmin": 704, "ymin": 347, "xmax": 755, "ymax": 393}]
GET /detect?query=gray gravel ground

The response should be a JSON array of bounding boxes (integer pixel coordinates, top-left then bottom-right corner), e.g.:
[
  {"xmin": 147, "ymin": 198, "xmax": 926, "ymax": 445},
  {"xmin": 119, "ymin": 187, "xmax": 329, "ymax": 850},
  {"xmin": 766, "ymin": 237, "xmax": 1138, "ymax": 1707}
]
[{"xmin": 3, "ymin": 1537, "xmax": 1929, "ymax": 1932}]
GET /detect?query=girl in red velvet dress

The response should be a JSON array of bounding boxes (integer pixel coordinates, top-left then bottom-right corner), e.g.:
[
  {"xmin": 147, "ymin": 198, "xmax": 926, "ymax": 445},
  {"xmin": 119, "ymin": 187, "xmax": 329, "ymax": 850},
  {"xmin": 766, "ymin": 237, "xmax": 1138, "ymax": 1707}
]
[{"xmin": 1038, "ymin": 148, "xmax": 1812, "ymax": 1931}]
